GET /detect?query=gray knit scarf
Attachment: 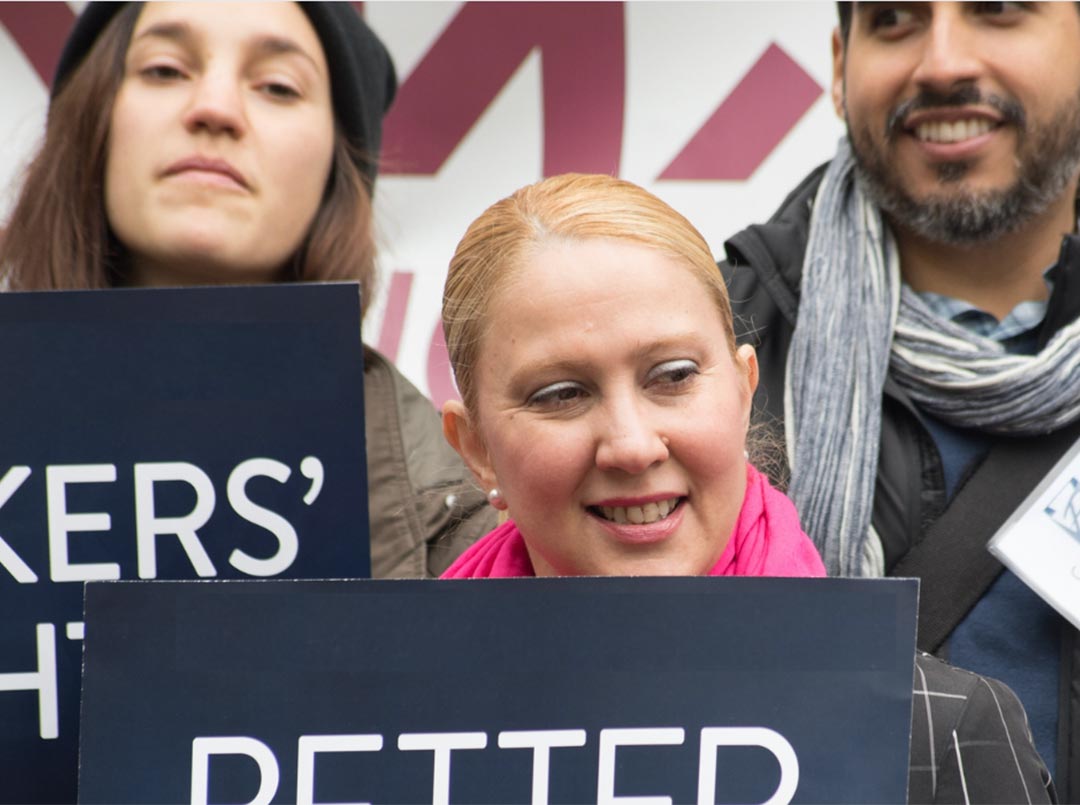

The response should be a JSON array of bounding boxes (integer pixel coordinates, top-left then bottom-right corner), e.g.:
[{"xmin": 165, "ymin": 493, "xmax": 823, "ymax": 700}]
[{"xmin": 785, "ymin": 138, "xmax": 1080, "ymax": 577}]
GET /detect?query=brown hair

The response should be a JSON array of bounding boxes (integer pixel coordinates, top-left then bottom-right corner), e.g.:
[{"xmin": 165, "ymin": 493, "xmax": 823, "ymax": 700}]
[
  {"xmin": 443, "ymin": 173, "xmax": 737, "ymax": 416},
  {"xmin": 285, "ymin": 136, "xmax": 376, "ymax": 308},
  {"xmin": 0, "ymin": 3, "xmax": 138, "ymax": 290},
  {"xmin": 0, "ymin": 3, "xmax": 377, "ymax": 310}
]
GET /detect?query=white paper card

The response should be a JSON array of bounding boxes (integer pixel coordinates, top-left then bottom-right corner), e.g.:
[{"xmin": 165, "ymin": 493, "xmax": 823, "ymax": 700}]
[{"xmin": 989, "ymin": 438, "xmax": 1080, "ymax": 630}]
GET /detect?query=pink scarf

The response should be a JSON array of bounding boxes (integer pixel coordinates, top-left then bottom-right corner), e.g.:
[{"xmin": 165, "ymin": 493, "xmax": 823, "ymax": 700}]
[{"xmin": 442, "ymin": 464, "xmax": 826, "ymax": 579}]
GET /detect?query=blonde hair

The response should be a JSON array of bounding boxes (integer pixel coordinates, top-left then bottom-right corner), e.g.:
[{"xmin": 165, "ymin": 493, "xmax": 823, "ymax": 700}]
[{"xmin": 443, "ymin": 173, "xmax": 736, "ymax": 414}]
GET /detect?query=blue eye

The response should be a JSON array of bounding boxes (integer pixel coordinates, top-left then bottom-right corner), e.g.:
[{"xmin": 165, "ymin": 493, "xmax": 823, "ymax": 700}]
[
  {"xmin": 526, "ymin": 381, "xmax": 587, "ymax": 409},
  {"xmin": 647, "ymin": 359, "xmax": 699, "ymax": 387}
]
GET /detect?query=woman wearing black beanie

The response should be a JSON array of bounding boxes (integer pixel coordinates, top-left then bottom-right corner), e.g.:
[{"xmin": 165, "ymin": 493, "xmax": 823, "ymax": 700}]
[{"xmin": 0, "ymin": 2, "xmax": 495, "ymax": 577}]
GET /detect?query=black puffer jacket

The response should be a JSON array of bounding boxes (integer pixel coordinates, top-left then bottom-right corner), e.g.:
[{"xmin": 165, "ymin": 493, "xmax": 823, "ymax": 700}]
[{"xmin": 719, "ymin": 163, "xmax": 1080, "ymax": 799}]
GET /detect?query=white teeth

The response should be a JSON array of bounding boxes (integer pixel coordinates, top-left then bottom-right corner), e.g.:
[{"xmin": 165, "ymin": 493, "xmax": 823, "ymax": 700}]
[
  {"xmin": 915, "ymin": 118, "xmax": 993, "ymax": 144},
  {"xmin": 596, "ymin": 497, "xmax": 680, "ymax": 525}
]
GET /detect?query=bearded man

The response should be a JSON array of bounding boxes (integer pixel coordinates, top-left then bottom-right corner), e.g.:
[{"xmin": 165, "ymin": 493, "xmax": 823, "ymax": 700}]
[{"xmin": 721, "ymin": 2, "xmax": 1080, "ymax": 797}]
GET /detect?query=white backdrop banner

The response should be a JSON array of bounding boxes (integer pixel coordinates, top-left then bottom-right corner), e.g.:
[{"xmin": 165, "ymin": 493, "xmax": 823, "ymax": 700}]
[{"xmin": 0, "ymin": 1, "xmax": 844, "ymax": 407}]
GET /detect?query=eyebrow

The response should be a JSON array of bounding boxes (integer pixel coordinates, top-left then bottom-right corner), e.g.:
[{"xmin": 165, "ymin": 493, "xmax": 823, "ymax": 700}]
[
  {"xmin": 506, "ymin": 332, "xmax": 711, "ymax": 387},
  {"xmin": 132, "ymin": 21, "xmax": 197, "ymax": 48},
  {"xmin": 250, "ymin": 35, "xmax": 322, "ymax": 72},
  {"xmin": 131, "ymin": 21, "xmax": 324, "ymax": 74}
]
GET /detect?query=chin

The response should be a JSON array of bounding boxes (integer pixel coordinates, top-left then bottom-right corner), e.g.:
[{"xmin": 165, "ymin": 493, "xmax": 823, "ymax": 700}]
[
  {"xmin": 595, "ymin": 555, "xmax": 711, "ymax": 578},
  {"xmin": 167, "ymin": 245, "xmax": 282, "ymax": 283}
]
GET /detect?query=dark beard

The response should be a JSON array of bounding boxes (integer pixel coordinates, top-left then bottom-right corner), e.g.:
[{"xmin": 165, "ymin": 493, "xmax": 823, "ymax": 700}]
[{"xmin": 848, "ymin": 85, "xmax": 1080, "ymax": 245}]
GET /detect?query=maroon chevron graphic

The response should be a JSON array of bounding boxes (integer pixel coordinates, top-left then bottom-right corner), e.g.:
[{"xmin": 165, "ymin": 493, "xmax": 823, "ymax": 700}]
[
  {"xmin": 0, "ymin": 2, "xmax": 75, "ymax": 87},
  {"xmin": 1, "ymin": 3, "xmax": 821, "ymax": 184},
  {"xmin": 381, "ymin": 2, "xmax": 625, "ymax": 177},
  {"xmin": 659, "ymin": 44, "xmax": 822, "ymax": 181},
  {"xmin": 0, "ymin": 2, "xmax": 364, "ymax": 88}
]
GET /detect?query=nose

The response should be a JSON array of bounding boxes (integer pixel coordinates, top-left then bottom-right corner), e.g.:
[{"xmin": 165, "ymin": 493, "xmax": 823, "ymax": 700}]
[
  {"xmin": 594, "ymin": 396, "xmax": 670, "ymax": 475},
  {"xmin": 182, "ymin": 71, "xmax": 247, "ymax": 139},
  {"xmin": 911, "ymin": 6, "xmax": 983, "ymax": 92}
]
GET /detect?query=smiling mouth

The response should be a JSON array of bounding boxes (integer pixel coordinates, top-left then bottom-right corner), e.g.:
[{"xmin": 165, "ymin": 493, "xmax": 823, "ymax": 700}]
[
  {"xmin": 912, "ymin": 118, "xmax": 998, "ymax": 144},
  {"xmin": 589, "ymin": 497, "xmax": 684, "ymax": 525}
]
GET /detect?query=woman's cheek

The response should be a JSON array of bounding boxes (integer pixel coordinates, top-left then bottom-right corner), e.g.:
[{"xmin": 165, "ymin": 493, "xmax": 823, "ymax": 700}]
[
  {"xmin": 683, "ymin": 407, "xmax": 747, "ymax": 474},
  {"xmin": 505, "ymin": 421, "xmax": 587, "ymax": 500}
]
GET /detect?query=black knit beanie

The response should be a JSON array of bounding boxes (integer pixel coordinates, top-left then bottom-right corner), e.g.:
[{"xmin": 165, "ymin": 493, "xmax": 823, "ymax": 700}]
[{"xmin": 52, "ymin": 2, "xmax": 398, "ymax": 188}]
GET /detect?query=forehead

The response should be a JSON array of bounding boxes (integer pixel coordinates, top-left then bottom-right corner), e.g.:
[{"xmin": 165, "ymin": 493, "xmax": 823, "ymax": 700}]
[
  {"xmin": 494, "ymin": 237, "xmax": 722, "ymax": 331},
  {"xmin": 131, "ymin": 2, "xmax": 325, "ymax": 61},
  {"xmin": 519, "ymin": 235, "xmax": 684, "ymax": 284}
]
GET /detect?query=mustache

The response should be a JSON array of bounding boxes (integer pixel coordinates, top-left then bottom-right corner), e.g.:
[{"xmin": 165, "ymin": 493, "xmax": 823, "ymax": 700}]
[{"xmin": 885, "ymin": 85, "xmax": 1026, "ymax": 137}]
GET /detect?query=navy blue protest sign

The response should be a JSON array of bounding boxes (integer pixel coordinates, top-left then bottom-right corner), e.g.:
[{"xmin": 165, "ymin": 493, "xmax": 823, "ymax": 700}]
[
  {"xmin": 0, "ymin": 284, "xmax": 370, "ymax": 803},
  {"xmin": 79, "ymin": 577, "xmax": 917, "ymax": 804}
]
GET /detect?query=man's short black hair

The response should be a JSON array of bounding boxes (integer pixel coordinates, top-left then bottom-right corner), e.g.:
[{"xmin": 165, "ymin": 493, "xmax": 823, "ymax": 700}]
[{"xmin": 837, "ymin": 2, "xmax": 853, "ymax": 45}]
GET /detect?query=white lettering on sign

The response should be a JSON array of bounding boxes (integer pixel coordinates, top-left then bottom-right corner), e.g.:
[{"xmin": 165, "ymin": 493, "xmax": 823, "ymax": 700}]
[
  {"xmin": 0, "ymin": 622, "xmax": 83, "ymax": 740},
  {"xmin": 47, "ymin": 464, "xmax": 120, "ymax": 582},
  {"xmin": 498, "ymin": 729, "xmax": 587, "ymax": 805},
  {"xmin": 299, "ymin": 456, "xmax": 324, "ymax": 505},
  {"xmin": 3, "ymin": 457, "xmax": 328, "ymax": 742},
  {"xmin": 297, "ymin": 734, "xmax": 384, "ymax": 805},
  {"xmin": 136, "ymin": 462, "xmax": 217, "ymax": 579},
  {"xmin": 226, "ymin": 459, "xmax": 299, "ymax": 577},
  {"xmin": 598, "ymin": 727, "xmax": 685, "ymax": 805},
  {"xmin": 0, "ymin": 465, "xmax": 35, "ymax": 582},
  {"xmin": 191, "ymin": 736, "xmax": 279, "ymax": 805},
  {"xmin": 698, "ymin": 727, "xmax": 798, "ymax": 805},
  {"xmin": 398, "ymin": 731, "xmax": 488, "ymax": 805},
  {"xmin": 0, "ymin": 456, "xmax": 325, "ymax": 584},
  {"xmin": 0, "ymin": 624, "xmax": 58, "ymax": 739},
  {"xmin": 191, "ymin": 728, "xmax": 800, "ymax": 805}
]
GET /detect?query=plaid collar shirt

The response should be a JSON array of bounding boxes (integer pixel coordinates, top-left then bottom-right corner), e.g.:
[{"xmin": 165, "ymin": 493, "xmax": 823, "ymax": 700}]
[{"xmin": 914, "ymin": 269, "xmax": 1054, "ymax": 347}]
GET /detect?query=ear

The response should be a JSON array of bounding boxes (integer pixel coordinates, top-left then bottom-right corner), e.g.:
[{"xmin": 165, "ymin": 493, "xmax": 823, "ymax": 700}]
[
  {"xmin": 737, "ymin": 344, "xmax": 759, "ymax": 399},
  {"xmin": 831, "ymin": 26, "xmax": 845, "ymax": 120},
  {"xmin": 442, "ymin": 400, "xmax": 497, "ymax": 490}
]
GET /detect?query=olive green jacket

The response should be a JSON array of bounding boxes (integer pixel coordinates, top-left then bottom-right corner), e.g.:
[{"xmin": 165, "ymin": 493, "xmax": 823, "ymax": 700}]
[{"xmin": 363, "ymin": 347, "xmax": 496, "ymax": 578}]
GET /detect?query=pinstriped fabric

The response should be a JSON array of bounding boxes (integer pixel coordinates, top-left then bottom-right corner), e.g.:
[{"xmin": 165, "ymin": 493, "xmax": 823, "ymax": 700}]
[
  {"xmin": 954, "ymin": 729, "xmax": 971, "ymax": 804},
  {"xmin": 908, "ymin": 653, "xmax": 1055, "ymax": 804},
  {"xmin": 982, "ymin": 677, "xmax": 1035, "ymax": 804}
]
